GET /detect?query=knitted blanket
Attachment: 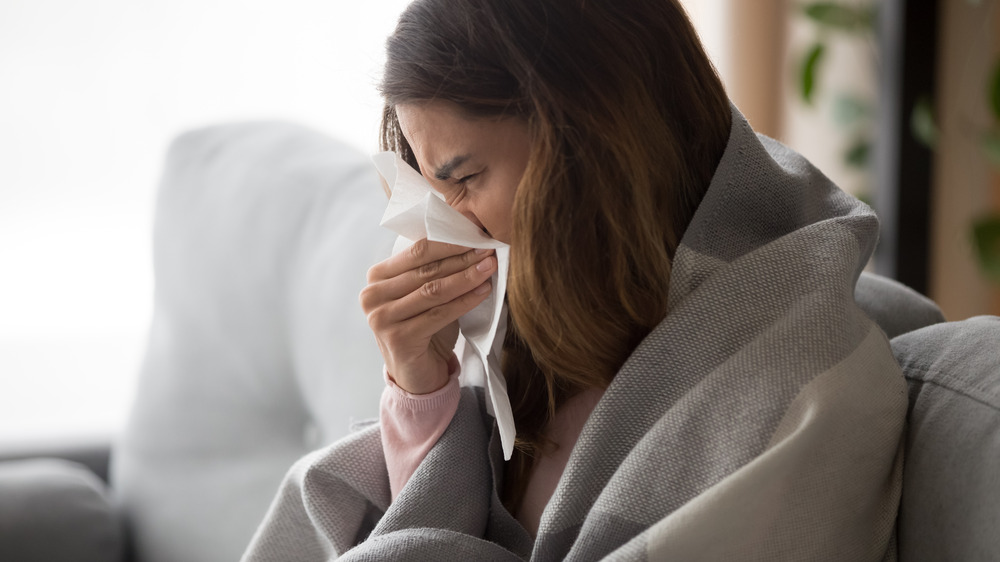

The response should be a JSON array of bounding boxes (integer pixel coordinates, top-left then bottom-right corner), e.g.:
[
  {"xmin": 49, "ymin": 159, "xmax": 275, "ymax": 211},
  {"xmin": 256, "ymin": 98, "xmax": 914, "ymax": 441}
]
[{"xmin": 241, "ymin": 105, "xmax": 907, "ymax": 561}]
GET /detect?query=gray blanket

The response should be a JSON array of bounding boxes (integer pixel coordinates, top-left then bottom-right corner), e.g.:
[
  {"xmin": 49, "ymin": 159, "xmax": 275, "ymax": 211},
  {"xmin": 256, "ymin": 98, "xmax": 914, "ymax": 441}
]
[{"xmin": 242, "ymin": 105, "xmax": 907, "ymax": 561}]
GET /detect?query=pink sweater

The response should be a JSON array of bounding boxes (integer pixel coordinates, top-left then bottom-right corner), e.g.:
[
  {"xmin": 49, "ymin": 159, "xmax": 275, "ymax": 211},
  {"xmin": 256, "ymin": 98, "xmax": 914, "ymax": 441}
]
[{"xmin": 379, "ymin": 368, "xmax": 605, "ymax": 538}]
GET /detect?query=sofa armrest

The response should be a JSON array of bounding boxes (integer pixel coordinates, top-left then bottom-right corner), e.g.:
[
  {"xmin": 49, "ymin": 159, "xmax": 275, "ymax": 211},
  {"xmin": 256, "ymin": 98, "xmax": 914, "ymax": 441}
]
[
  {"xmin": 0, "ymin": 437, "xmax": 112, "ymax": 484},
  {"xmin": 0, "ymin": 458, "xmax": 124, "ymax": 562}
]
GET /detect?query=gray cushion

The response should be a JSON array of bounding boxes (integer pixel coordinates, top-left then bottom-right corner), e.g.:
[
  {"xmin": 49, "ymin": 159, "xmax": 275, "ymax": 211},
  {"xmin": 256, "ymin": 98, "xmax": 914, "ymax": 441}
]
[
  {"xmin": 0, "ymin": 459, "xmax": 123, "ymax": 562},
  {"xmin": 0, "ymin": 440, "xmax": 112, "ymax": 483},
  {"xmin": 891, "ymin": 316, "xmax": 1000, "ymax": 561},
  {"xmin": 855, "ymin": 272, "xmax": 945, "ymax": 339},
  {"xmin": 112, "ymin": 122, "xmax": 395, "ymax": 562}
]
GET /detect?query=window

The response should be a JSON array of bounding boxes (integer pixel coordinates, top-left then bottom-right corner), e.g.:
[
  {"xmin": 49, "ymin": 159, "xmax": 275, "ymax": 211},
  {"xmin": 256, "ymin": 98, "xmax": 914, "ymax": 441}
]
[{"xmin": 0, "ymin": 0, "xmax": 416, "ymax": 444}]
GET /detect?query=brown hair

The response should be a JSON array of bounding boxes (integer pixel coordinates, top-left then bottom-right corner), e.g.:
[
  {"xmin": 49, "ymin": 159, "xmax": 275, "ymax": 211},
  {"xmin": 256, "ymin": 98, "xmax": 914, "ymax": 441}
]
[{"xmin": 379, "ymin": 0, "xmax": 730, "ymax": 514}]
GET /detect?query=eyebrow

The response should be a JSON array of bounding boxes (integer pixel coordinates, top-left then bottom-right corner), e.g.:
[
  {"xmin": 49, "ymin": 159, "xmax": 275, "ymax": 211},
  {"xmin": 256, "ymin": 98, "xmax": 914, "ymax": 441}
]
[{"xmin": 433, "ymin": 154, "xmax": 472, "ymax": 181}]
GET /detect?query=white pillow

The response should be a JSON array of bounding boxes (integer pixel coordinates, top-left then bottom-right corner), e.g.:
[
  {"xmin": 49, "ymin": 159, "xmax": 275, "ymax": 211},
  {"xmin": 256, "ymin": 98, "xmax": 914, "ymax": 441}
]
[{"xmin": 112, "ymin": 121, "xmax": 395, "ymax": 562}]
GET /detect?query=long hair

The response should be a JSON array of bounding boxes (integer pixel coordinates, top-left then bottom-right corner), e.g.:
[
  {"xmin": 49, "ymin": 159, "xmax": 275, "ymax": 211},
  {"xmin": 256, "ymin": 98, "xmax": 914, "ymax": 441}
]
[{"xmin": 379, "ymin": 0, "xmax": 731, "ymax": 514}]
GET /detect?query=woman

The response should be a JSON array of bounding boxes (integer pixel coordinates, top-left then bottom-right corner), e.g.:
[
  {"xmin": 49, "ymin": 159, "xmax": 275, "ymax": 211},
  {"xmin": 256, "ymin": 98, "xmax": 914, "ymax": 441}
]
[{"xmin": 243, "ymin": 1, "xmax": 906, "ymax": 560}]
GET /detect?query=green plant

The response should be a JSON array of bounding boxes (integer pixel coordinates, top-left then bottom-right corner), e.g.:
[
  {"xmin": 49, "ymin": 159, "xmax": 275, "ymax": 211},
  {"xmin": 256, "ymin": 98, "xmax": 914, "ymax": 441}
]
[
  {"xmin": 973, "ymin": 60, "xmax": 1000, "ymax": 281},
  {"xmin": 796, "ymin": 1, "xmax": 877, "ymax": 203},
  {"xmin": 795, "ymin": 0, "xmax": 1000, "ymax": 283}
]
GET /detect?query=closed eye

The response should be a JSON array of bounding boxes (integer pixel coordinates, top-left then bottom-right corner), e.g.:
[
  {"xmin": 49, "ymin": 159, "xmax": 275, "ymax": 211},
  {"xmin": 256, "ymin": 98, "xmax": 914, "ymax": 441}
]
[{"xmin": 455, "ymin": 172, "xmax": 479, "ymax": 185}]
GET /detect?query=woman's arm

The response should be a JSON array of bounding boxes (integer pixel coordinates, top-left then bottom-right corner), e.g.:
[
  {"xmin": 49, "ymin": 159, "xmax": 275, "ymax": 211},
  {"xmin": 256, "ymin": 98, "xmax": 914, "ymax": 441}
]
[{"xmin": 380, "ymin": 365, "xmax": 461, "ymax": 500}]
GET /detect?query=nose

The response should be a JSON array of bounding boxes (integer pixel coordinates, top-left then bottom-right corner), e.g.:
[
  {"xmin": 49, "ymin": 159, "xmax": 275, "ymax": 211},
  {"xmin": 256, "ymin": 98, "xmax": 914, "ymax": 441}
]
[{"xmin": 453, "ymin": 202, "xmax": 489, "ymax": 236}]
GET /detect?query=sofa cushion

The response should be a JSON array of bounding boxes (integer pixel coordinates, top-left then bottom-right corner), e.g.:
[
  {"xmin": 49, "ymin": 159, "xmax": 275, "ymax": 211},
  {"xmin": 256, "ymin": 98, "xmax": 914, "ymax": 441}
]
[
  {"xmin": 855, "ymin": 272, "xmax": 945, "ymax": 339},
  {"xmin": 0, "ymin": 458, "xmax": 123, "ymax": 562},
  {"xmin": 112, "ymin": 122, "xmax": 396, "ymax": 562},
  {"xmin": 891, "ymin": 316, "xmax": 1000, "ymax": 561}
]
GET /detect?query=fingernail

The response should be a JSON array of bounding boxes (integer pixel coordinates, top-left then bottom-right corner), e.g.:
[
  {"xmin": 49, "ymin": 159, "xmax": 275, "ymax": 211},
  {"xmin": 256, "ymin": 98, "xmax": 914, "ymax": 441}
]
[
  {"xmin": 477, "ymin": 257, "xmax": 494, "ymax": 272},
  {"xmin": 474, "ymin": 282, "xmax": 491, "ymax": 295},
  {"xmin": 475, "ymin": 248, "xmax": 489, "ymax": 254}
]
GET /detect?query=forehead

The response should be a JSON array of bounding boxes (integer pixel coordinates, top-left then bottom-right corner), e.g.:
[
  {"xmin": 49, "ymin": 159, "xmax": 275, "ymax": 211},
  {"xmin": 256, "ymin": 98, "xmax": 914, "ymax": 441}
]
[
  {"xmin": 395, "ymin": 101, "xmax": 490, "ymax": 156},
  {"xmin": 395, "ymin": 101, "xmax": 532, "ymax": 181}
]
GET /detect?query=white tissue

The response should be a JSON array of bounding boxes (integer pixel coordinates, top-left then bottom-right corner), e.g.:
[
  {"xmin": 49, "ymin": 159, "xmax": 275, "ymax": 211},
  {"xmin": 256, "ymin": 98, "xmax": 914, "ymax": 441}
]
[{"xmin": 372, "ymin": 151, "xmax": 516, "ymax": 461}]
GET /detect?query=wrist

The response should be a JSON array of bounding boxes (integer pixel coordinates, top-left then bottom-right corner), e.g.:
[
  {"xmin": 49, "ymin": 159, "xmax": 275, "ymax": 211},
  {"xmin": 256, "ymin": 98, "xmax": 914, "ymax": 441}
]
[
  {"xmin": 384, "ymin": 363, "xmax": 456, "ymax": 396},
  {"xmin": 385, "ymin": 353, "xmax": 459, "ymax": 394},
  {"xmin": 383, "ymin": 364, "xmax": 460, "ymax": 407}
]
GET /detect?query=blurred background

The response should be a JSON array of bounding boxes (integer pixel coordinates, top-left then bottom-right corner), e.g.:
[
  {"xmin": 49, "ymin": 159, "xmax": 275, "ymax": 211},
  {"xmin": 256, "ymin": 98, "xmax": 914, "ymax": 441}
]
[{"xmin": 1, "ymin": 0, "xmax": 997, "ymax": 447}]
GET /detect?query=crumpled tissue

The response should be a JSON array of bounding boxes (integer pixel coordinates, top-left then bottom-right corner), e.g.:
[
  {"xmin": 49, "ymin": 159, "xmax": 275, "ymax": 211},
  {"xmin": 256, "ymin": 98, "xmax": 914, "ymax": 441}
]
[{"xmin": 372, "ymin": 151, "xmax": 515, "ymax": 460}]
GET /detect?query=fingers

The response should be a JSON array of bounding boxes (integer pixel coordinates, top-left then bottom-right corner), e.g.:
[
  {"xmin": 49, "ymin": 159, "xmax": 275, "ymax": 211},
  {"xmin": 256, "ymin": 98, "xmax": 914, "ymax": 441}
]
[
  {"xmin": 366, "ymin": 247, "xmax": 495, "ymax": 304},
  {"xmin": 391, "ymin": 255, "xmax": 496, "ymax": 322},
  {"xmin": 382, "ymin": 274, "xmax": 494, "ymax": 350},
  {"xmin": 368, "ymin": 255, "xmax": 496, "ymax": 336},
  {"xmin": 368, "ymin": 239, "xmax": 477, "ymax": 282}
]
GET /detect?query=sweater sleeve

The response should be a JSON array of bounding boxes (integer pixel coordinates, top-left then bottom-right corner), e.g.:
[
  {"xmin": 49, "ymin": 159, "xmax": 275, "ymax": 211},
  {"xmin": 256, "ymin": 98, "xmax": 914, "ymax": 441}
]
[{"xmin": 379, "ymin": 365, "xmax": 462, "ymax": 502}]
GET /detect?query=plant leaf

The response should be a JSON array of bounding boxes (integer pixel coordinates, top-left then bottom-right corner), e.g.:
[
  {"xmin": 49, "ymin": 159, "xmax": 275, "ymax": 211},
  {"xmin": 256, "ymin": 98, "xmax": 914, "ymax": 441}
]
[
  {"xmin": 803, "ymin": 2, "xmax": 875, "ymax": 32},
  {"xmin": 844, "ymin": 138, "xmax": 871, "ymax": 169},
  {"xmin": 983, "ymin": 129, "xmax": 1000, "ymax": 167},
  {"xmin": 800, "ymin": 43, "xmax": 826, "ymax": 105},
  {"xmin": 990, "ymin": 59, "xmax": 1000, "ymax": 121},
  {"xmin": 911, "ymin": 96, "xmax": 937, "ymax": 149},
  {"xmin": 972, "ymin": 214, "xmax": 1000, "ymax": 282},
  {"xmin": 833, "ymin": 94, "xmax": 871, "ymax": 128}
]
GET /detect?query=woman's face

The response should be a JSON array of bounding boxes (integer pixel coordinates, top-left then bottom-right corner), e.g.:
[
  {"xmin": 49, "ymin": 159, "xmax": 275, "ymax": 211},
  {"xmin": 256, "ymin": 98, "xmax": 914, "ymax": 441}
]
[{"xmin": 395, "ymin": 101, "xmax": 531, "ymax": 244}]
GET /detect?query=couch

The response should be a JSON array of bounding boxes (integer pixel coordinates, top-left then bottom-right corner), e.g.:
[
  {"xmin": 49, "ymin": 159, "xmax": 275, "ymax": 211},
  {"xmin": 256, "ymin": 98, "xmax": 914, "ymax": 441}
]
[{"xmin": 0, "ymin": 122, "xmax": 995, "ymax": 562}]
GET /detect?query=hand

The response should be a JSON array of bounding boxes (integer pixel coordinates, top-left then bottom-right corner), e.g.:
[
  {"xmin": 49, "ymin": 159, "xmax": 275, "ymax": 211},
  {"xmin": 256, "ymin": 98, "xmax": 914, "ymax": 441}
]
[{"xmin": 359, "ymin": 239, "xmax": 496, "ymax": 394}]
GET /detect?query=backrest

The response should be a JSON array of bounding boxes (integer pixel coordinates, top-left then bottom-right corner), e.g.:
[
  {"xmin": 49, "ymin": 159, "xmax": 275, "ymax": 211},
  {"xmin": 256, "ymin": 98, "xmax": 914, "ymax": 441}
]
[
  {"xmin": 891, "ymin": 316, "xmax": 1000, "ymax": 561},
  {"xmin": 111, "ymin": 122, "xmax": 395, "ymax": 562}
]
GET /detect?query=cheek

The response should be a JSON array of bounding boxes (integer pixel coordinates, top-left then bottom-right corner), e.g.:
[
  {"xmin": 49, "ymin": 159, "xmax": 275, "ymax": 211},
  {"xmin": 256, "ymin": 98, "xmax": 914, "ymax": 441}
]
[{"xmin": 478, "ymin": 186, "xmax": 517, "ymax": 242}]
